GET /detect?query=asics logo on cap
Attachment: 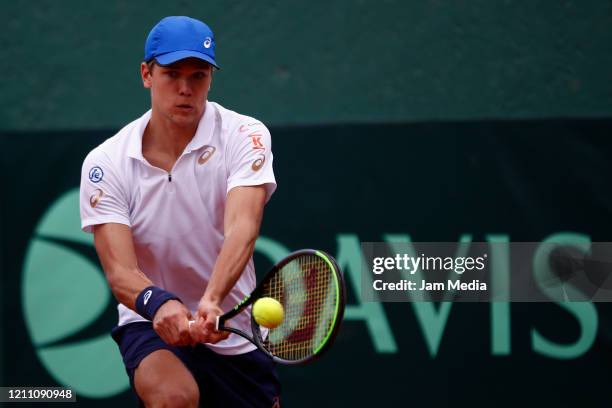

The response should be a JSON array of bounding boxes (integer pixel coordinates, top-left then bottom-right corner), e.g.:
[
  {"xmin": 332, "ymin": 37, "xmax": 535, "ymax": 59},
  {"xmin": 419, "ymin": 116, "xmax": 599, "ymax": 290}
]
[
  {"xmin": 203, "ymin": 37, "xmax": 212, "ymax": 48},
  {"xmin": 143, "ymin": 290, "xmax": 153, "ymax": 305}
]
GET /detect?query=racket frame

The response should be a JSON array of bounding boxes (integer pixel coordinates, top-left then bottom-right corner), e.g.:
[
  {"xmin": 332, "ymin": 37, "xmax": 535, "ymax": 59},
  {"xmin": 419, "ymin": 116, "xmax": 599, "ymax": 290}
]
[{"xmin": 215, "ymin": 249, "xmax": 346, "ymax": 365}]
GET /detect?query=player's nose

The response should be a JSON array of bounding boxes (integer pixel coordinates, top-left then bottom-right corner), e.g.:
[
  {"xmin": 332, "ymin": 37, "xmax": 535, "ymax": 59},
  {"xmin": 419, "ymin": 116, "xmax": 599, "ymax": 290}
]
[{"xmin": 178, "ymin": 78, "xmax": 193, "ymax": 96}]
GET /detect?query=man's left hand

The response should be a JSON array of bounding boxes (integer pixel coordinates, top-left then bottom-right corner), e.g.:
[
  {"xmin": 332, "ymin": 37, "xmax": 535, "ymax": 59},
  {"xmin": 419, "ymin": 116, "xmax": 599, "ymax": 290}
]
[{"xmin": 190, "ymin": 299, "xmax": 231, "ymax": 344}]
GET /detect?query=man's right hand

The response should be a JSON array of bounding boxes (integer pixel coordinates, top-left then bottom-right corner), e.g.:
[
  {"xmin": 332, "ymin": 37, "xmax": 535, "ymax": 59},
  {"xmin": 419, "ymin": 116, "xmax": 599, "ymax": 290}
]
[{"xmin": 152, "ymin": 300, "xmax": 194, "ymax": 346}]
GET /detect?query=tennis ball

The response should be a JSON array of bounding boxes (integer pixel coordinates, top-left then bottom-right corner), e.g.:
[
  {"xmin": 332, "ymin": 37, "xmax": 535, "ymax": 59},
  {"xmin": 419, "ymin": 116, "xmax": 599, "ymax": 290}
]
[{"xmin": 253, "ymin": 297, "xmax": 284, "ymax": 329}]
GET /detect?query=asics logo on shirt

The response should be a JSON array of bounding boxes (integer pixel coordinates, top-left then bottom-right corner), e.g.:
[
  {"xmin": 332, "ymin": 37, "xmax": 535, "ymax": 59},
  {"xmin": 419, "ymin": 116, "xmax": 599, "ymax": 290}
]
[
  {"xmin": 198, "ymin": 145, "xmax": 216, "ymax": 165},
  {"xmin": 89, "ymin": 189, "xmax": 104, "ymax": 208},
  {"xmin": 252, "ymin": 154, "xmax": 265, "ymax": 171}
]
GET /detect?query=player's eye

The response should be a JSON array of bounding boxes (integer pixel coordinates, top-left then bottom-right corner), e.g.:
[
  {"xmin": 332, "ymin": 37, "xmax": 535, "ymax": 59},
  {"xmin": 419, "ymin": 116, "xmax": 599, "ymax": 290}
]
[
  {"xmin": 193, "ymin": 72, "xmax": 207, "ymax": 80},
  {"xmin": 165, "ymin": 71, "xmax": 179, "ymax": 78}
]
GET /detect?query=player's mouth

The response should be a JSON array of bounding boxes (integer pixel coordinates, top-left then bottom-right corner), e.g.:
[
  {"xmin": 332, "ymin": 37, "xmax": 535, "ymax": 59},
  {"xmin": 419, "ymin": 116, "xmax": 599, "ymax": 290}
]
[{"xmin": 175, "ymin": 104, "xmax": 194, "ymax": 112}]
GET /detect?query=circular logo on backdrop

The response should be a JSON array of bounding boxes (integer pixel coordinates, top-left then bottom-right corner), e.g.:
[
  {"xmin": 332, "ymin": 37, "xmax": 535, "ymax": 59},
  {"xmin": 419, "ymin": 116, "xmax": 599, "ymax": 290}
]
[
  {"xmin": 22, "ymin": 188, "xmax": 129, "ymax": 398},
  {"xmin": 88, "ymin": 166, "xmax": 104, "ymax": 183}
]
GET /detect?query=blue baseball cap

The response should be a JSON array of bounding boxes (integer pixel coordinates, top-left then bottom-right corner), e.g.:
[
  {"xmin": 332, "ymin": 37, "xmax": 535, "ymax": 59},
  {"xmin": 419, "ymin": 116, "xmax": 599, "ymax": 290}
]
[{"xmin": 144, "ymin": 16, "xmax": 219, "ymax": 69}]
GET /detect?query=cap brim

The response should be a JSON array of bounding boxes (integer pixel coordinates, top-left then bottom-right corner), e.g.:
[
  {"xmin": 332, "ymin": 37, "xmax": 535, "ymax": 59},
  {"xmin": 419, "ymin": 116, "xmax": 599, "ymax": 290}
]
[{"xmin": 155, "ymin": 50, "xmax": 219, "ymax": 69}]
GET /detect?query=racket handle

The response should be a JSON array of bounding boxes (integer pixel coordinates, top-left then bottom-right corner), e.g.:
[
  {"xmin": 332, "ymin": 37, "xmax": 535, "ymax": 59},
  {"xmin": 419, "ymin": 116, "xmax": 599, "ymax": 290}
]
[{"xmin": 187, "ymin": 318, "xmax": 221, "ymax": 331}]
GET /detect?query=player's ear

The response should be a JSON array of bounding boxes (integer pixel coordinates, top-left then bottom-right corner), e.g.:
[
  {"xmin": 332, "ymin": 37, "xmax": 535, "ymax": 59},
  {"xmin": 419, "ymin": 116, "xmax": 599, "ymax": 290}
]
[{"xmin": 141, "ymin": 61, "xmax": 153, "ymax": 89}]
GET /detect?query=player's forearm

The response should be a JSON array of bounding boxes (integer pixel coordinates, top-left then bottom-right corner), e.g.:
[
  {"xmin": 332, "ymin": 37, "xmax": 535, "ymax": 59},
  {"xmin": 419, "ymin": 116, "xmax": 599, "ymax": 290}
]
[
  {"xmin": 203, "ymin": 218, "xmax": 259, "ymax": 304},
  {"xmin": 93, "ymin": 223, "xmax": 155, "ymax": 310},
  {"xmin": 105, "ymin": 265, "xmax": 154, "ymax": 310}
]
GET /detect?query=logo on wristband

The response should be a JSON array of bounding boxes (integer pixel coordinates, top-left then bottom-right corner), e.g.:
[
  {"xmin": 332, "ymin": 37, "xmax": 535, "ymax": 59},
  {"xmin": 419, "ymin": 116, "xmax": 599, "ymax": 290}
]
[{"xmin": 143, "ymin": 290, "xmax": 153, "ymax": 305}]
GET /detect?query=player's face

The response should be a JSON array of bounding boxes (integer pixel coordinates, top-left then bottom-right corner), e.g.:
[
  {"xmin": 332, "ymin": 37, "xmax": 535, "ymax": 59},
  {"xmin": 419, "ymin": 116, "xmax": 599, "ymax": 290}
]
[{"xmin": 141, "ymin": 58, "xmax": 213, "ymax": 128}]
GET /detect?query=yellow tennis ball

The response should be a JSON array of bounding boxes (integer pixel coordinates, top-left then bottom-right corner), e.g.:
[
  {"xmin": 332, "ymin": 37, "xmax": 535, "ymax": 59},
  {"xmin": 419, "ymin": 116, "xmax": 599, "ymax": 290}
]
[{"xmin": 253, "ymin": 297, "xmax": 284, "ymax": 329}]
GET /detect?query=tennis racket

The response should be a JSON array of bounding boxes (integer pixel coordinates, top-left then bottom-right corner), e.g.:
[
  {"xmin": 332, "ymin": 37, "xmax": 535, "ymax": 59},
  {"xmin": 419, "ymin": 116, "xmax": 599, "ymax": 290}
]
[{"xmin": 191, "ymin": 249, "xmax": 345, "ymax": 365}]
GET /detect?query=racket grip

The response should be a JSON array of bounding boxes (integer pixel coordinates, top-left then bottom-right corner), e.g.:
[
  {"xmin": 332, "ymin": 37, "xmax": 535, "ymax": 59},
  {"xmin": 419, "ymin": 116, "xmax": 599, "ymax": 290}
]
[{"xmin": 187, "ymin": 319, "xmax": 221, "ymax": 330}]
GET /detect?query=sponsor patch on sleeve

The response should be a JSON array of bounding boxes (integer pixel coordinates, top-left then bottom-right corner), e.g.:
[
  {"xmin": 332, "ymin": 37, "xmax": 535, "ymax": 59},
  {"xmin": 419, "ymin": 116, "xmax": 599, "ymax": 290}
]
[{"xmin": 88, "ymin": 166, "xmax": 104, "ymax": 183}]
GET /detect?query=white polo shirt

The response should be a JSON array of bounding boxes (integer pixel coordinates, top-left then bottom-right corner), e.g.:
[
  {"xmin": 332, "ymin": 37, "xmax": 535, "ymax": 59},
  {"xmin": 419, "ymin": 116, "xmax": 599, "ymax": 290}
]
[{"xmin": 79, "ymin": 101, "xmax": 276, "ymax": 355}]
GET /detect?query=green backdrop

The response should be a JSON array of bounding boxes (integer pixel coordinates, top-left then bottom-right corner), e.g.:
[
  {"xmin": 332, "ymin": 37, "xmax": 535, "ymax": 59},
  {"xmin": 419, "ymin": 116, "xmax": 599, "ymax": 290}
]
[{"xmin": 2, "ymin": 0, "xmax": 612, "ymax": 131}]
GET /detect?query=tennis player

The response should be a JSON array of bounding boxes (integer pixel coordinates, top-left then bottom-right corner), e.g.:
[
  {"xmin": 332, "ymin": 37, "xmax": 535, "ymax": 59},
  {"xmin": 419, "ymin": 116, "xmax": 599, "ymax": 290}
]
[{"xmin": 79, "ymin": 16, "xmax": 280, "ymax": 407}]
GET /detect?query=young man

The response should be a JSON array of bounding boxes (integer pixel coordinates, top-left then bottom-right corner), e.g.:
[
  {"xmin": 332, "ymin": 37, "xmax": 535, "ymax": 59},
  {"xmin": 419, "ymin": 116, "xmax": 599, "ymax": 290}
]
[{"xmin": 79, "ymin": 16, "xmax": 280, "ymax": 407}]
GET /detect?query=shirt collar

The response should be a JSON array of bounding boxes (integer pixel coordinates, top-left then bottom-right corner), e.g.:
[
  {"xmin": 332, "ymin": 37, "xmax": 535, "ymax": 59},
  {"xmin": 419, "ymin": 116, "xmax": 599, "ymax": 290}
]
[
  {"xmin": 186, "ymin": 101, "xmax": 216, "ymax": 152},
  {"xmin": 127, "ymin": 102, "xmax": 216, "ymax": 161},
  {"xmin": 126, "ymin": 110, "xmax": 150, "ymax": 161}
]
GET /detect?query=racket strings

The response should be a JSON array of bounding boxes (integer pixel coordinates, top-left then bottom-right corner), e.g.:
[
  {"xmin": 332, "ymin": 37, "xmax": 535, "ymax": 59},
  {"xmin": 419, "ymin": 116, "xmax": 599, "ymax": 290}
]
[{"xmin": 261, "ymin": 255, "xmax": 338, "ymax": 361}]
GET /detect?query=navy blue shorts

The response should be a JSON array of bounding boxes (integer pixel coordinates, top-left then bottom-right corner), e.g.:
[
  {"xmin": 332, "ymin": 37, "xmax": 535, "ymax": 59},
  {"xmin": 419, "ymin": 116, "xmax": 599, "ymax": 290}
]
[{"xmin": 111, "ymin": 322, "xmax": 281, "ymax": 407}]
